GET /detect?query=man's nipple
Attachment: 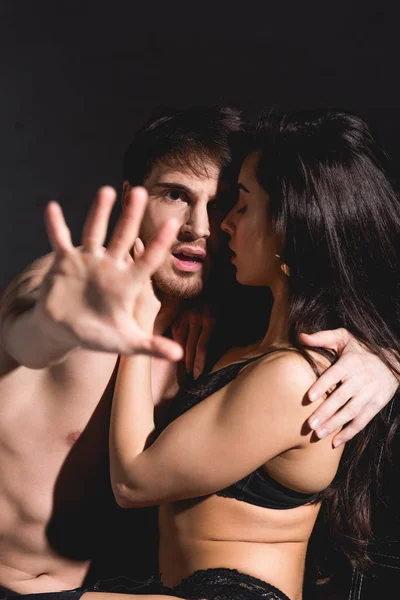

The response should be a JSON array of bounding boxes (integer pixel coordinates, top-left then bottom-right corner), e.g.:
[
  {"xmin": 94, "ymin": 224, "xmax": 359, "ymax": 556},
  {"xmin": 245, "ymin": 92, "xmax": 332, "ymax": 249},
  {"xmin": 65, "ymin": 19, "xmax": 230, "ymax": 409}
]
[{"xmin": 66, "ymin": 430, "xmax": 83, "ymax": 446}]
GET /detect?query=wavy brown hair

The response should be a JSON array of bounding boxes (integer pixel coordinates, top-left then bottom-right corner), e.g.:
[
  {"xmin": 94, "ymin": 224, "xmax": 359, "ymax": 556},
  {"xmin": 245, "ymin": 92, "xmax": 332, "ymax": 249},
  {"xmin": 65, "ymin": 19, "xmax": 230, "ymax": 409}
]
[{"xmin": 254, "ymin": 108, "xmax": 400, "ymax": 580}]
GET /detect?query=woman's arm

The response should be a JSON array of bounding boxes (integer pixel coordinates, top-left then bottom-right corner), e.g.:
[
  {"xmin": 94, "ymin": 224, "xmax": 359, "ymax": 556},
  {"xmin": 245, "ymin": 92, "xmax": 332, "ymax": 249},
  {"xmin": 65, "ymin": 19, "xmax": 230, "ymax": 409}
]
[
  {"xmin": 109, "ymin": 350, "xmax": 340, "ymax": 508},
  {"xmin": 110, "ymin": 354, "xmax": 156, "ymax": 506}
]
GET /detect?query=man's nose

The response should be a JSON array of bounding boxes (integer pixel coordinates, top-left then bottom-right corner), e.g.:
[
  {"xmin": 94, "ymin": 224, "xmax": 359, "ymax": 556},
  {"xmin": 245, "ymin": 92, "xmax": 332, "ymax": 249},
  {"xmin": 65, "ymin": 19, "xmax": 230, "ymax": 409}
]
[{"xmin": 179, "ymin": 203, "xmax": 211, "ymax": 240}]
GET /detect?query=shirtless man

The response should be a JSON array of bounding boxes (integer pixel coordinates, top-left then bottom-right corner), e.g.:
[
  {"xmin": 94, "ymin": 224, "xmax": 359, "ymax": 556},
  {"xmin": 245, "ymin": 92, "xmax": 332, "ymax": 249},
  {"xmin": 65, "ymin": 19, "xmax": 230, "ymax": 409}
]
[{"xmin": 0, "ymin": 105, "xmax": 397, "ymax": 599}]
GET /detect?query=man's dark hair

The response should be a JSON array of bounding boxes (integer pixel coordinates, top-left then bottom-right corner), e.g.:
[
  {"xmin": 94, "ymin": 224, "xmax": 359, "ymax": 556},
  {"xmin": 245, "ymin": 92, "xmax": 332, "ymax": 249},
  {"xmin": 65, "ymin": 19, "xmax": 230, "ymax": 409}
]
[
  {"xmin": 254, "ymin": 107, "xmax": 400, "ymax": 581},
  {"xmin": 123, "ymin": 104, "xmax": 250, "ymax": 186}
]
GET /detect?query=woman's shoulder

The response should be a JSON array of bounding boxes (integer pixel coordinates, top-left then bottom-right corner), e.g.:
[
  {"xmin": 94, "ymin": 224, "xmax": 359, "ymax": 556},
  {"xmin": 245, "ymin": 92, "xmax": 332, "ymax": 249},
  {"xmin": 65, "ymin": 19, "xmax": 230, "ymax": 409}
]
[
  {"xmin": 235, "ymin": 347, "xmax": 332, "ymax": 410},
  {"xmin": 244, "ymin": 346, "xmax": 331, "ymax": 380},
  {"xmin": 234, "ymin": 349, "xmax": 342, "ymax": 461}
]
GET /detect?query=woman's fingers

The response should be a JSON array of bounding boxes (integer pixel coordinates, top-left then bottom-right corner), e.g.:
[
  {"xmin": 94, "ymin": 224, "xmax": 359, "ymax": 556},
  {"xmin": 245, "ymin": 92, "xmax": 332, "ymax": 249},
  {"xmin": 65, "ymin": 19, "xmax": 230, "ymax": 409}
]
[
  {"xmin": 172, "ymin": 310, "xmax": 216, "ymax": 377},
  {"xmin": 172, "ymin": 314, "xmax": 189, "ymax": 351},
  {"xmin": 193, "ymin": 316, "xmax": 215, "ymax": 379},
  {"xmin": 185, "ymin": 316, "xmax": 202, "ymax": 374}
]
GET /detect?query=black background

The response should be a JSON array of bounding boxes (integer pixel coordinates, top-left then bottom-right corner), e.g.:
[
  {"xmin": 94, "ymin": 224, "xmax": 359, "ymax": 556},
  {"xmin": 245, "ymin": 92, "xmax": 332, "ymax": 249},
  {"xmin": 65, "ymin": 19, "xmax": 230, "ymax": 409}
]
[{"xmin": 1, "ymin": 0, "xmax": 400, "ymax": 290}]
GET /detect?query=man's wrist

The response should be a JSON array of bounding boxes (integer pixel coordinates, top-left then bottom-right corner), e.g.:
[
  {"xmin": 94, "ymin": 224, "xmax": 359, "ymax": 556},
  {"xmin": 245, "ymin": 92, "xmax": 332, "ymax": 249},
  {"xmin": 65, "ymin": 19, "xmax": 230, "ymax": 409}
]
[{"xmin": 31, "ymin": 302, "xmax": 79, "ymax": 355}]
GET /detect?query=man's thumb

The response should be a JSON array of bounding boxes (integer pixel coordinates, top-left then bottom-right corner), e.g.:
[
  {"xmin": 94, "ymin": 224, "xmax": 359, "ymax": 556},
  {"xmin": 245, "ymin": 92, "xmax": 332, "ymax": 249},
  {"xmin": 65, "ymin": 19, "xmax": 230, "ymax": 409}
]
[{"xmin": 299, "ymin": 328, "xmax": 347, "ymax": 352}]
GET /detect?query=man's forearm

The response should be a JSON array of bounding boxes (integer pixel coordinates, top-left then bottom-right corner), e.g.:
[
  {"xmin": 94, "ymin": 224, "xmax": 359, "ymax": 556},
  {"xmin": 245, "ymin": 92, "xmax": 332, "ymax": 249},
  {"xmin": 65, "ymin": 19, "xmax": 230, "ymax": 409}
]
[
  {"xmin": 1, "ymin": 305, "xmax": 77, "ymax": 368},
  {"xmin": 0, "ymin": 254, "xmax": 77, "ymax": 368}
]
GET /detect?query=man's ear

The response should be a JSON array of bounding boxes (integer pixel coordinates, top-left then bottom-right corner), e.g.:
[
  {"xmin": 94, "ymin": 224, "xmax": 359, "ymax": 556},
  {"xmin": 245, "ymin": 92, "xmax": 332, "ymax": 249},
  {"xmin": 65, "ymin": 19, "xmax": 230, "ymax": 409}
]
[{"xmin": 121, "ymin": 180, "xmax": 132, "ymax": 209}]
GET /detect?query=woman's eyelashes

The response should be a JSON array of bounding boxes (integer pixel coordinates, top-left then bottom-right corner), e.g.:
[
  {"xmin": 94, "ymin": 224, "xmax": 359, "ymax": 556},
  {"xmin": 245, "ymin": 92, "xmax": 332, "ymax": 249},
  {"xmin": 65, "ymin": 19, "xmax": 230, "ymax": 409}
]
[{"xmin": 236, "ymin": 205, "xmax": 247, "ymax": 214}]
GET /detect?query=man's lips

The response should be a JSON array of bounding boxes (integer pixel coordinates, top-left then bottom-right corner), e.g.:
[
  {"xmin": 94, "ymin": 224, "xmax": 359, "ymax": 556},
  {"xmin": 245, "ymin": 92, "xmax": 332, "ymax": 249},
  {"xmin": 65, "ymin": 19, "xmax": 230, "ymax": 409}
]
[
  {"xmin": 171, "ymin": 246, "xmax": 207, "ymax": 272},
  {"xmin": 172, "ymin": 246, "xmax": 207, "ymax": 260}
]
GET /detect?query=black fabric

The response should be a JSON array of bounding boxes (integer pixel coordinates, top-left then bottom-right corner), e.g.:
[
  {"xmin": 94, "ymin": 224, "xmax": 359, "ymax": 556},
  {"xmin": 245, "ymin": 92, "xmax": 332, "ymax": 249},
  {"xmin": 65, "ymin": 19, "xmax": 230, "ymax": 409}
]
[
  {"xmin": 0, "ymin": 576, "xmax": 164, "ymax": 599},
  {"xmin": 68, "ymin": 570, "xmax": 291, "ymax": 598},
  {"xmin": 160, "ymin": 568, "xmax": 291, "ymax": 599},
  {"xmin": 163, "ymin": 352, "xmax": 319, "ymax": 510},
  {"xmin": 0, "ymin": 586, "xmax": 19, "ymax": 597},
  {"xmin": 92, "ymin": 575, "xmax": 161, "ymax": 594},
  {"xmin": 217, "ymin": 468, "xmax": 320, "ymax": 509},
  {"xmin": 0, "ymin": 587, "xmax": 87, "ymax": 600},
  {"xmin": 0, "ymin": 570, "xmax": 291, "ymax": 600}
]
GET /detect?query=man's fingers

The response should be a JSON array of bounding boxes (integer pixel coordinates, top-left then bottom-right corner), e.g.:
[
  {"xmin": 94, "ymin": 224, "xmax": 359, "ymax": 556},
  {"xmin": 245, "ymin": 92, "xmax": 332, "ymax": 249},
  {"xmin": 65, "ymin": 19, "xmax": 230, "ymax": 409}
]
[
  {"xmin": 299, "ymin": 328, "xmax": 349, "ymax": 353},
  {"xmin": 309, "ymin": 385, "xmax": 364, "ymax": 435},
  {"xmin": 82, "ymin": 187, "xmax": 117, "ymax": 253},
  {"xmin": 306, "ymin": 362, "xmax": 348, "ymax": 402},
  {"xmin": 44, "ymin": 202, "xmax": 74, "ymax": 253},
  {"xmin": 332, "ymin": 405, "xmax": 378, "ymax": 447},
  {"xmin": 134, "ymin": 237, "xmax": 145, "ymax": 256},
  {"xmin": 107, "ymin": 187, "xmax": 148, "ymax": 261},
  {"xmin": 116, "ymin": 320, "xmax": 183, "ymax": 361},
  {"xmin": 135, "ymin": 218, "xmax": 180, "ymax": 279},
  {"xmin": 80, "ymin": 318, "xmax": 182, "ymax": 361},
  {"xmin": 145, "ymin": 334, "xmax": 184, "ymax": 362},
  {"xmin": 308, "ymin": 381, "xmax": 355, "ymax": 430}
]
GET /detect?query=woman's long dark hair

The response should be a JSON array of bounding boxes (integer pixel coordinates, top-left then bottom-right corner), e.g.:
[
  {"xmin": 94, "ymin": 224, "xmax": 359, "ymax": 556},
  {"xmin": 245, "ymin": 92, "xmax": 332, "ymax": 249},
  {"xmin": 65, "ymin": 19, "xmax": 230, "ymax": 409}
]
[{"xmin": 254, "ymin": 108, "xmax": 400, "ymax": 581}]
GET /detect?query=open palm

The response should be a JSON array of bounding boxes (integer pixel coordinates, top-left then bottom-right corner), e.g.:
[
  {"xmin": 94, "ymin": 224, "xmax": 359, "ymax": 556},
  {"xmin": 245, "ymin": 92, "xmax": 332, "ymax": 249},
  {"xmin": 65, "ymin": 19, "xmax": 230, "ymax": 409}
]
[{"xmin": 36, "ymin": 186, "xmax": 183, "ymax": 361}]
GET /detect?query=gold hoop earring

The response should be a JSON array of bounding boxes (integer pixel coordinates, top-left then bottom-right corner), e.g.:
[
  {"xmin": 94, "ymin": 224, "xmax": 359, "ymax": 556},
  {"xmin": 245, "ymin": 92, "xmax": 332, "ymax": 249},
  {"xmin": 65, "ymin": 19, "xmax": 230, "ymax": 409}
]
[
  {"xmin": 280, "ymin": 263, "xmax": 291, "ymax": 277},
  {"xmin": 275, "ymin": 254, "xmax": 291, "ymax": 277}
]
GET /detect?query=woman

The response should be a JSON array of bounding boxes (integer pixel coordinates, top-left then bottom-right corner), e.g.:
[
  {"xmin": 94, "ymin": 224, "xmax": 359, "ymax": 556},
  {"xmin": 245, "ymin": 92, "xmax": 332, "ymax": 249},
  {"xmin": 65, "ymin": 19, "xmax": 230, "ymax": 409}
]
[{"xmin": 93, "ymin": 108, "xmax": 400, "ymax": 600}]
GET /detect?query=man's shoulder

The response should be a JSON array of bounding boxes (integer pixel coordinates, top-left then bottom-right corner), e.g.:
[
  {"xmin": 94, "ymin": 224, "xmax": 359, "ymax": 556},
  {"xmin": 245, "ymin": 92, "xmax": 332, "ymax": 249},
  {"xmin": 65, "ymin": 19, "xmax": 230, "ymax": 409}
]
[
  {"xmin": 1, "ymin": 252, "xmax": 55, "ymax": 306},
  {"xmin": 19, "ymin": 252, "xmax": 55, "ymax": 279}
]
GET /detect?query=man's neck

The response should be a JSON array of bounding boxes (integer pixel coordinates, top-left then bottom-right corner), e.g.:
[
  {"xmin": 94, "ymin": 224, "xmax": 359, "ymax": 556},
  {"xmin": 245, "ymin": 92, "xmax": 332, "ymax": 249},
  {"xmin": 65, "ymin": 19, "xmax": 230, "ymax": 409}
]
[{"xmin": 154, "ymin": 296, "xmax": 184, "ymax": 336}]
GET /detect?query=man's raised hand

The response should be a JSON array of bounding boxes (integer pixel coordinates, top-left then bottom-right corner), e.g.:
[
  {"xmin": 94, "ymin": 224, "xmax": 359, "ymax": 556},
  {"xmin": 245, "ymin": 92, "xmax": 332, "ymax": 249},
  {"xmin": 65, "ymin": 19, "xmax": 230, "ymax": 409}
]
[{"xmin": 36, "ymin": 186, "xmax": 183, "ymax": 361}]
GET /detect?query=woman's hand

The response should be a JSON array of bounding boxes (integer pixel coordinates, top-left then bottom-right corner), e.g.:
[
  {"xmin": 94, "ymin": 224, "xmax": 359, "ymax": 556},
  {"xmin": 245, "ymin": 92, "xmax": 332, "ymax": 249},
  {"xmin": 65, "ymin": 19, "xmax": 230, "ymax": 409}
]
[
  {"xmin": 300, "ymin": 328, "xmax": 399, "ymax": 446},
  {"xmin": 172, "ymin": 305, "xmax": 216, "ymax": 379},
  {"xmin": 132, "ymin": 237, "xmax": 161, "ymax": 335}
]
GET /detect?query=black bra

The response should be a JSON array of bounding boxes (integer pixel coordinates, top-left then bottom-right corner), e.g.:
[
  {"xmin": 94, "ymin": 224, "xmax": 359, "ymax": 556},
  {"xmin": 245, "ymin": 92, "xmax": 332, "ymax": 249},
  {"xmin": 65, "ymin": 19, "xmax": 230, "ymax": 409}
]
[{"xmin": 162, "ymin": 352, "xmax": 321, "ymax": 510}]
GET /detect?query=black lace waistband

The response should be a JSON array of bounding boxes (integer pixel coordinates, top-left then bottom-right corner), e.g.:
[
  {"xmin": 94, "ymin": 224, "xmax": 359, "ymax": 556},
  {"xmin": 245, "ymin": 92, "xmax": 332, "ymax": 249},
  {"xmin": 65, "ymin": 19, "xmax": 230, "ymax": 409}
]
[
  {"xmin": 66, "ymin": 568, "xmax": 290, "ymax": 599},
  {"xmin": 161, "ymin": 567, "xmax": 291, "ymax": 599}
]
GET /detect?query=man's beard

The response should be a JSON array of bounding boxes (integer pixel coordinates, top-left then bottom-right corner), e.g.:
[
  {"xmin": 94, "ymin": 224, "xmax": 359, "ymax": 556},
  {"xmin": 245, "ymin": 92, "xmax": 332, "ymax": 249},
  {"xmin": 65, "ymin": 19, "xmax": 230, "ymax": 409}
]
[{"xmin": 152, "ymin": 269, "xmax": 204, "ymax": 300}]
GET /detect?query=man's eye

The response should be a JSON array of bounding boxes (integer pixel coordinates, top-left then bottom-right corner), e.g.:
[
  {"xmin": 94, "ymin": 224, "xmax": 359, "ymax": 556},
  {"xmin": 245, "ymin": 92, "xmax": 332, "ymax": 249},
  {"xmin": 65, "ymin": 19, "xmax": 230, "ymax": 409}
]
[{"xmin": 165, "ymin": 190, "xmax": 185, "ymax": 202}]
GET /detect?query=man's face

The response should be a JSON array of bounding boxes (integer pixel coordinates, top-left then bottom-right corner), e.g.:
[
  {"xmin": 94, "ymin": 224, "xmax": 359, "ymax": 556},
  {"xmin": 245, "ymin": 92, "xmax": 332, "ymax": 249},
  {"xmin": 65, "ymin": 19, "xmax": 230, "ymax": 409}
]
[{"xmin": 124, "ymin": 159, "xmax": 226, "ymax": 299}]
